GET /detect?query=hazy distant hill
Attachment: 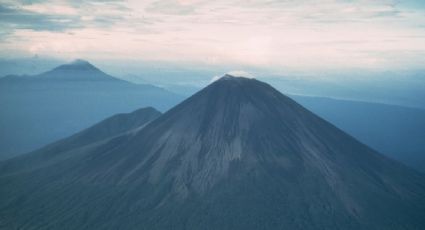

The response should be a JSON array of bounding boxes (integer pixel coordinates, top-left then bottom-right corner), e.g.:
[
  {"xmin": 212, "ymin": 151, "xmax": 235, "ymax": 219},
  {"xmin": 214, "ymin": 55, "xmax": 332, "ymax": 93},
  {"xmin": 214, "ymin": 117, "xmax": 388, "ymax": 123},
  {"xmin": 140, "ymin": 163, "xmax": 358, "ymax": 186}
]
[
  {"xmin": 292, "ymin": 96, "xmax": 425, "ymax": 172},
  {"xmin": 0, "ymin": 60, "xmax": 182, "ymax": 159},
  {"xmin": 261, "ymin": 73, "xmax": 425, "ymax": 110},
  {"xmin": 1, "ymin": 76, "xmax": 424, "ymax": 229}
]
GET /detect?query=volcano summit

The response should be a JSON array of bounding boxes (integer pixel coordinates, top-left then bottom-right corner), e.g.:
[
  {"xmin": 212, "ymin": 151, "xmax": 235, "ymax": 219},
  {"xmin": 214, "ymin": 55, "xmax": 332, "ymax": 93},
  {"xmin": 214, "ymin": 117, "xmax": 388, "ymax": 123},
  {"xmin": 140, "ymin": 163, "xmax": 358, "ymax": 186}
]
[{"xmin": 1, "ymin": 75, "xmax": 425, "ymax": 229}]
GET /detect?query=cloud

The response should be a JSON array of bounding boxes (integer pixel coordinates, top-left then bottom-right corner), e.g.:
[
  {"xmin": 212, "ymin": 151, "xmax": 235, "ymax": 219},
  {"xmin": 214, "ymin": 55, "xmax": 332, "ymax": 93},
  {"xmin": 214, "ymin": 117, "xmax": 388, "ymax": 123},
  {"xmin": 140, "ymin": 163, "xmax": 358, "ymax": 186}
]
[
  {"xmin": 226, "ymin": 70, "xmax": 254, "ymax": 78},
  {"xmin": 146, "ymin": 0, "xmax": 203, "ymax": 15},
  {"xmin": 210, "ymin": 75, "xmax": 221, "ymax": 83},
  {"xmin": 211, "ymin": 71, "xmax": 254, "ymax": 82},
  {"xmin": 0, "ymin": 4, "xmax": 81, "ymax": 31},
  {"xmin": 1, "ymin": 0, "xmax": 425, "ymax": 70},
  {"xmin": 0, "ymin": 0, "xmax": 132, "ymax": 33}
]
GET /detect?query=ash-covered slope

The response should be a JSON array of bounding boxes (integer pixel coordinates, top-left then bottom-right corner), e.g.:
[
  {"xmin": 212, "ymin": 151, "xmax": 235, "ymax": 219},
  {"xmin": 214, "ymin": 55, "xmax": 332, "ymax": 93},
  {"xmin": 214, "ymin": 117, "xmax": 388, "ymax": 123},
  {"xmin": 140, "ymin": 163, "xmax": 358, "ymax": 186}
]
[{"xmin": 1, "ymin": 76, "xmax": 425, "ymax": 230}]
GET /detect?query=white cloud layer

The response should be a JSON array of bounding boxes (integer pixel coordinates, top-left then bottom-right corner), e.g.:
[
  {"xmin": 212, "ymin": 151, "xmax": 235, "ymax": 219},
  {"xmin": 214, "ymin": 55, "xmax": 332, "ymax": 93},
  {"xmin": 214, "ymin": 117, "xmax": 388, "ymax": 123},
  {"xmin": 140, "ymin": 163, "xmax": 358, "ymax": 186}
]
[
  {"xmin": 226, "ymin": 71, "xmax": 254, "ymax": 78},
  {"xmin": 1, "ymin": 0, "xmax": 425, "ymax": 70}
]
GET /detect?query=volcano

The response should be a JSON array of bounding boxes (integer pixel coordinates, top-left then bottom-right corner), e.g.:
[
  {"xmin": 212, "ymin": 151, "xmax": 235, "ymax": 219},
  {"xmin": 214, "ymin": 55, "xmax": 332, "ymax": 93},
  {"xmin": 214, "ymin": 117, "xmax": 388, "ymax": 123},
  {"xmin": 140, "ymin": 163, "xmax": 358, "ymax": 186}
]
[
  {"xmin": 35, "ymin": 59, "xmax": 119, "ymax": 81},
  {"xmin": 1, "ymin": 75, "xmax": 425, "ymax": 229}
]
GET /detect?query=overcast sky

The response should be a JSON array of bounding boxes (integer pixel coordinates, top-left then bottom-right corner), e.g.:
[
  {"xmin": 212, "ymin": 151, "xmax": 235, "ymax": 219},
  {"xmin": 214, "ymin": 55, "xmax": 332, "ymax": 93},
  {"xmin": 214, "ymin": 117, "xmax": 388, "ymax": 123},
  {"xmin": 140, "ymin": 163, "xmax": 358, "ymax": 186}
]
[{"xmin": 1, "ymin": 0, "xmax": 425, "ymax": 71}]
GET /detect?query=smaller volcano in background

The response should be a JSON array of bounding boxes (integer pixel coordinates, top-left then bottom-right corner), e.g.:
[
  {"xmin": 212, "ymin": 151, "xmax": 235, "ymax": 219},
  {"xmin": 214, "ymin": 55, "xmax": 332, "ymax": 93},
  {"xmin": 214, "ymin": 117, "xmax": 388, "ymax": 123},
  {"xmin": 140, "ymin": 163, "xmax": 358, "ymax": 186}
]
[{"xmin": 36, "ymin": 59, "xmax": 119, "ymax": 81}]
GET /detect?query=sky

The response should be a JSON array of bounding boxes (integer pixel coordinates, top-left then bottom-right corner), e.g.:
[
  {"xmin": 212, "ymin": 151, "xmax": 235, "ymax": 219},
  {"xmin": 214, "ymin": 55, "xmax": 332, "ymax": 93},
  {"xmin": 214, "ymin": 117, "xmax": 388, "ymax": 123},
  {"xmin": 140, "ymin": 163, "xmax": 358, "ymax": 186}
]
[{"xmin": 1, "ymin": 0, "xmax": 425, "ymax": 72}]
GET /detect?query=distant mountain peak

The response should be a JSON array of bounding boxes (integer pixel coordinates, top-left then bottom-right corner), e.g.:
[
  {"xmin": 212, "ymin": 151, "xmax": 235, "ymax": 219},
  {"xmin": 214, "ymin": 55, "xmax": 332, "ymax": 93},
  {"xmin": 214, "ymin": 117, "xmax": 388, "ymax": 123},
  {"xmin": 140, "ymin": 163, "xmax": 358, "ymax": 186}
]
[
  {"xmin": 54, "ymin": 59, "xmax": 97, "ymax": 71},
  {"xmin": 37, "ymin": 59, "xmax": 118, "ymax": 81},
  {"xmin": 71, "ymin": 59, "xmax": 90, "ymax": 65},
  {"xmin": 66, "ymin": 59, "xmax": 95, "ymax": 68}
]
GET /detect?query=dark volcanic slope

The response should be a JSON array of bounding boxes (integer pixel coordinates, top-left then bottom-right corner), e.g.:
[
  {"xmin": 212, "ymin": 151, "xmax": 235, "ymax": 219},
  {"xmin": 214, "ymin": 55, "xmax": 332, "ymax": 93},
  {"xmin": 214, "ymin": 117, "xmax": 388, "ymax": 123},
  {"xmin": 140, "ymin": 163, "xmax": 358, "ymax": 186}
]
[
  {"xmin": 1, "ymin": 76, "xmax": 425, "ymax": 230},
  {"xmin": 0, "ymin": 107, "xmax": 161, "ymax": 176},
  {"xmin": 61, "ymin": 106, "xmax": 162, "ymax": 147}
]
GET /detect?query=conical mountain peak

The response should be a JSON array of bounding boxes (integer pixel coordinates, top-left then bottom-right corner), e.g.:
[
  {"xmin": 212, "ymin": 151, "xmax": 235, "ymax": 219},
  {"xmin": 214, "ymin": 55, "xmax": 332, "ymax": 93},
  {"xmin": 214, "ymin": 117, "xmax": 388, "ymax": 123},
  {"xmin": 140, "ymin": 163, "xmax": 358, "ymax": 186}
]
[
  {"xmin": 37, "ymin": 59, "xmax": 118, "ymax": 81},
  {"xmin": 53, "ymin": 59, "xmax": 98, "ymax": 71},
  {"xmin": 174, "ymin": 74, "xmax": 299, "ymax": 123},
  {"xmin": 70, "ymin": 58, "xmax": 91, "ymax": 65},
  {"xmin": 62, "ymin": 59, "xmax": 96, "ymax": 69}
]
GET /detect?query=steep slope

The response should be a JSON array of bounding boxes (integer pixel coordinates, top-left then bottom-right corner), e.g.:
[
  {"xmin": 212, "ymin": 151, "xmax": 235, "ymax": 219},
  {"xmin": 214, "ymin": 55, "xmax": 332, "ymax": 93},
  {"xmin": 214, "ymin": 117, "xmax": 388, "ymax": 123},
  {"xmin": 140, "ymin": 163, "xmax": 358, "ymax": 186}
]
[
  {"xmin": 0, "ymin": 60, "xmax": 182, "ymax": 159},
  {"xmin": 1, "ymin": 76, "xmax": 425, "ymax": 230}
]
